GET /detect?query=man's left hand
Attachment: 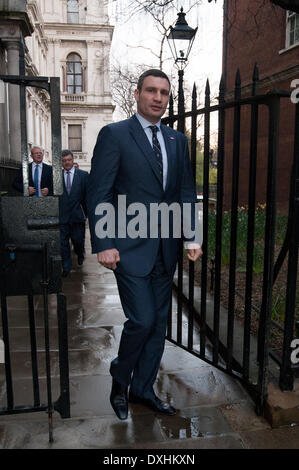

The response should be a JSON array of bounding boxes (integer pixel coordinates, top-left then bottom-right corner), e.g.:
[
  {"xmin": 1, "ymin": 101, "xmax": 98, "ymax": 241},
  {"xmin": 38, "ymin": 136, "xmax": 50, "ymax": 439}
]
[
  {"xmin": 187, "ymin": 247, "xmax": 203, "ymax": 262},
  {"xmin": 41, "ymin": 187, "xmax": 49, "ymax": 196}
]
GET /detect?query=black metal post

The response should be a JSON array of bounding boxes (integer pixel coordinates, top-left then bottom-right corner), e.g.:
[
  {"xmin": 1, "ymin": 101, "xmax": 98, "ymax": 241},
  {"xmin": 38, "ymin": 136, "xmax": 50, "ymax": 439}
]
[
  {"xmin": 243, "ymin": 64, "xmax": 259, "ymax": 380},
  {"xmin": 55, "ymin": 293, "xmax": 71, "ymax": 418},
  {"xmin": 200, "ymin": 80, "xmax": 211, "ymax": 358},
  {"xmin": 256, "ymin": 95, "xmax": 280, "ymax": 415},
  {"xmin": 227, "ymin": 70, "xmax": 241, "ymax": 373},
  {"xmin": 187, "ymin": 84, "xmax": 197, "ymax": 350},
  {"xmin": 176, "ymin": 69, "xmax": 185, "ymax": 345},
  {"xmin": 213, "ymin": 76, "xmax": 226, "ymax": 364},
  {"xmin": 177, "ymin": 70, "xmax": 185, "ymax": 134},
  {"xmin": 41, "ymin": 243, "xmax": 54, "ymax": 443},
  {"xmin": 279, "ymin": 100, "xmax": 299, "ymax": 391},
  {"xmin": 166, "ymin": 95, "xmax": 174, "ymax": 343},
  {"xmin": 27, "ymin": 294, "xmax": 40, "ymax": 407},
  {"xmin": 19, "ymin": 40, "xmax": 29, "ymax": 197},
  {"xmin": 50, "ymin": 78, "xmax": 63, "ymax": 196}
]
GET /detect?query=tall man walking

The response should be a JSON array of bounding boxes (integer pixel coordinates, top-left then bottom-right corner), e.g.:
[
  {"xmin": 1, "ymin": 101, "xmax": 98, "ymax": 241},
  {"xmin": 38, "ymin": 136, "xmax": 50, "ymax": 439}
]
[
  {"xmin": 59, "ymin": 150, "xmax": 88, "ymax": 277},
  {"xmin": 87, "ymin": 69, "xmax": 202, "ymax": 420}
]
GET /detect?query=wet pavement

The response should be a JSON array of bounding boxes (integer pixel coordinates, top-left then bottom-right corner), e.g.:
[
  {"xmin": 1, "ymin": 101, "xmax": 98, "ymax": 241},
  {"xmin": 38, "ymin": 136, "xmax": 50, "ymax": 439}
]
[{"xmin": 0, "ymin": 236, "xmax": 299, "ymax": 450}]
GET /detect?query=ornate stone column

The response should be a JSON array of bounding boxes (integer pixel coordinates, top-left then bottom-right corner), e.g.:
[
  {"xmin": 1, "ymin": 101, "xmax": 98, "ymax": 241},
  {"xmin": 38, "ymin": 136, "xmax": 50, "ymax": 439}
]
[
  {"xmin": 0, "ymin": 43, "xmax": 9, "ymax": 160},
  {"xmin": 0, "ymin": 2, "xmax": 34, "ymax": 162},
  {"xmin": 5, "ymin": 40, "xmax": 22, "ymax": 162},
  {"xmin": 26, "ymin": 95, "xmax": 34, "ymax": 146}
]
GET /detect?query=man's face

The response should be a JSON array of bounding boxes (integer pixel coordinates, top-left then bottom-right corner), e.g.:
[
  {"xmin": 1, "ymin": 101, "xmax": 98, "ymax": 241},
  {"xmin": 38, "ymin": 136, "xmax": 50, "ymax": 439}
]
[
  {"xmin": 62, "ymin": 154, "xmax": 74, "ymax": 171},
  {"xmin": 134, "ymin": 75, "xmax": 170, "ymax": 124},
  {"xmin": 31, "ymin": 147, "xmax": 44, "ymax": 164}
]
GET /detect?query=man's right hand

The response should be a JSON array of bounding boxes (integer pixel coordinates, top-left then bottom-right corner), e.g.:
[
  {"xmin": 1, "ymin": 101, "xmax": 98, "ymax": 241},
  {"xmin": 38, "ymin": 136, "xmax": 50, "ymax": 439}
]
[
  {"xmin": 97, "ymin": 249, "xmax": 120, "ymax": 270},
  {"xmin": 29, "ymin": 186, "xmax": 36, "ymax": 196}
]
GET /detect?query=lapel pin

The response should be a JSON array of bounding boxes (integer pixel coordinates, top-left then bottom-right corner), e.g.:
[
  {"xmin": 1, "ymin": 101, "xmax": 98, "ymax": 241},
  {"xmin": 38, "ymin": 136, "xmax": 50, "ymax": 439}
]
[{"xmin": 170, "ymin": 137, "xmax": 175, "ymax": 140}]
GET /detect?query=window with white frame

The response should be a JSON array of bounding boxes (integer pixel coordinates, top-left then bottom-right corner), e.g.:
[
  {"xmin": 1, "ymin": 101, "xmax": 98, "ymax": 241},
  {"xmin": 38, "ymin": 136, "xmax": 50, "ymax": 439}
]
[
  {"xmin": 66, "ymin": 53, "xmax": 83, "ymax": 94},
  {"xmin": 286, "ymin": 11, "xmax": 299, "ymax": 48},
  {"xmin": 67, "ymin": 0, "xmax": 79, "ymax": 24},
  {"xmin": 68, "ymin": 124, "xmax": 82, "ymax": 152}
]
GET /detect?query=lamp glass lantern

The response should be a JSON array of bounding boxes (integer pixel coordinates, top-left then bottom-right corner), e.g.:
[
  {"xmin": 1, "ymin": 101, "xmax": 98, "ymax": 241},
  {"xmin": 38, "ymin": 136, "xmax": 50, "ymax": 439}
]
[{"xmin": 167, "ymin": 7, "xmax": 198, "ymax": 70}]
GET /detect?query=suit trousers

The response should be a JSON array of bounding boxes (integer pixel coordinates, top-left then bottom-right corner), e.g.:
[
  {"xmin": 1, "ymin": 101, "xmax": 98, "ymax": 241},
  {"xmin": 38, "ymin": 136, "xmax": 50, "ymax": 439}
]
[
  {"xmin": 60, "ymin": 222, "xmax": 85, "ymax": 271},
  {"xmin": 110, "ymin": 245, "xmax": 173, "ymax": 399}
]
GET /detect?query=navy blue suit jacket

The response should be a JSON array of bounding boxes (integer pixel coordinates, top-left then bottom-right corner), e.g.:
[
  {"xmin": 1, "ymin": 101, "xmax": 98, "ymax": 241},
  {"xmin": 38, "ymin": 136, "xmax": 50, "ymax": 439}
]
[
  {"xmin": 87, "ymin": 114, "xmax": 197, "ymax": 277},
  {"xmin": 59, "ymin": 168, "xmax": 88, "ymax": 224},
  {"xmin": 12, "ymin": 162, "xmax": 53, "ymax": 196}
]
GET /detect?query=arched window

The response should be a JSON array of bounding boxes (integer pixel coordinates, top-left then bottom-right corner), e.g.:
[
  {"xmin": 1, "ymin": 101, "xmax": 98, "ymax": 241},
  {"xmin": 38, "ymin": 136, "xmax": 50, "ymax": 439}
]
[
  {"xmin": 66, "ymin": 53, "xmax": 82, "ymax": 94},
  {"xmin": 67, "ymin": 0, "xmax": 79, "ymax": 24}
]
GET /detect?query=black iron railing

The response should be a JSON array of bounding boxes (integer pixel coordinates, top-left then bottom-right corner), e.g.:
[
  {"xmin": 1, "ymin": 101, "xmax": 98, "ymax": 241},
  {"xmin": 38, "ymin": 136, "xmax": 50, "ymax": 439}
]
[{"xmin": 163, "ymin": 64, "xmax": 298, "ymax": 414}]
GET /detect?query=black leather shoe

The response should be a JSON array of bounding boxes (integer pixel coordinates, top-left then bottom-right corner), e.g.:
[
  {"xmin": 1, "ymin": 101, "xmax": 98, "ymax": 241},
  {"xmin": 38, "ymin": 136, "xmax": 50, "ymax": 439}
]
[
  {"xmin": 62, "ymin": 270, "xmax": 70, "ymax": 277},
  {"xmin": 129, "ymin": 391, "xmax": 176, "ymax": 415},
  {"xmin": 78, "ymin": 255, "xmax": 84, "ymax": 266},
  {"xmin": 110, "ymin": 379, "xmax": 128, "ymax": 420}
]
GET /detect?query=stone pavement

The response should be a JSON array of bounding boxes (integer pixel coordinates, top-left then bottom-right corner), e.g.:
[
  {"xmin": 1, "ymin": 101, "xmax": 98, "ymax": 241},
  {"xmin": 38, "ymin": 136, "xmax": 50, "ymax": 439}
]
[{"xmin": 0, "ymin": 238, "xmax": 299, "ymax": 450}]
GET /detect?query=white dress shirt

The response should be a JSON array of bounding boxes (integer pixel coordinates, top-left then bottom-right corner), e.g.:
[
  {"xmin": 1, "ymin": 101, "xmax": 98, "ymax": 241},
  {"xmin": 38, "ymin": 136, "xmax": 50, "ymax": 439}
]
[{"xmin": 135, "ymin": 112, "xmax": 168, "ymax": 191}]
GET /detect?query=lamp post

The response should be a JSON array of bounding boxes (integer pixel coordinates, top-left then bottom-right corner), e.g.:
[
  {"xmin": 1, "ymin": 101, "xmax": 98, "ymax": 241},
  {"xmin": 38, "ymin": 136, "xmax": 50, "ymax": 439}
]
[{"xmin": 167, "ymin": 7, "xmax": 198, "ymax": 133}]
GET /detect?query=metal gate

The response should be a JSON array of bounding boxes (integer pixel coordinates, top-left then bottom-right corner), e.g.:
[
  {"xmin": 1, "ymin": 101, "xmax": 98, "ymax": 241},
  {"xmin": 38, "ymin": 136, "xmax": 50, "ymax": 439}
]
[
  {"xmin": 0, "ymin": 75, "xmax": 70, "ymax": 442},
  {"xmin": 163, "ymin": 64, "xmax": 299, "ymax": 415}
]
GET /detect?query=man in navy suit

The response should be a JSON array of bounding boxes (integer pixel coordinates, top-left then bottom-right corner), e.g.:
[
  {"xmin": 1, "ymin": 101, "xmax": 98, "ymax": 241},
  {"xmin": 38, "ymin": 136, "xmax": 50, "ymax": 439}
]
[
  {"xmin": 12, "ymin": 146, "xmax": 53, "ymax": 196},
  {"xmin": 59, "ymin": 150, "xmax": 88, "ymax": 277},
  {"xmin": 87, "ymin": 69, "xmax": 202, "ymax": 420}
]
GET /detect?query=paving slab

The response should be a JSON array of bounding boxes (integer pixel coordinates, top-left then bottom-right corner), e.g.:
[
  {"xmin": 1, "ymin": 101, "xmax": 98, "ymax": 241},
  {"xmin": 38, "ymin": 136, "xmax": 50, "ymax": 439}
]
[
  {"xmin": 218, "ymin": 402, "xmax": 271, "ymax": 432},
  {"xmin": 0, "ymin": 405, "xmax": 238, "ymax": 449},
  {"xmin": 131, "ymin": 434, "xmax": 245, "ymax": 449},
  {"xmin": 154, "ymin": 367, "xmax": 248, "ymax": 410},
  {"xmin": 1, "ymin": 237, "xmax": 298, "ymax": 450},
  {"xmin": 239, "ymin": 425, "xmax": 299, "ymax": 449}
]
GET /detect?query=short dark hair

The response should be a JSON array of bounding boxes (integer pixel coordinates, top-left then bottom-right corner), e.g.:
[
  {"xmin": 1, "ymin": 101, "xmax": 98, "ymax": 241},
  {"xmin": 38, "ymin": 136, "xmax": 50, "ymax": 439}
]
[
  {"xmin": 137, "ymin": 69, "xmax": 171, "ymax": 92},
  {"xmin": 62, "ymin": 149, "xmax": 73, "ymax": 159}
]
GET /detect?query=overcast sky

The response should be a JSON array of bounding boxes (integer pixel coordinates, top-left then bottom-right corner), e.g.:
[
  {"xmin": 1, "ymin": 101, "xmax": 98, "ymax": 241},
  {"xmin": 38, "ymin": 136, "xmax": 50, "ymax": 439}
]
[
  {"xmin": 109, "ymin": 0, "xmax": 224, "ymax": 102},
  {"xmin": 107, "ymin": 0, "xmax": 224, "ymax": 142}
]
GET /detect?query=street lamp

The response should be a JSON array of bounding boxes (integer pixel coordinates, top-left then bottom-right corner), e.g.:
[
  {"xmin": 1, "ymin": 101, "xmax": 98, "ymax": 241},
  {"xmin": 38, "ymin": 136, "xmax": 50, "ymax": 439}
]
[
  {"xmin": 167, "ymin": 7, "xmax": 198, "ymax": 70},
  {"xmin": 167, "ymin": 8, "xmax": 198, "ymax": 132}
]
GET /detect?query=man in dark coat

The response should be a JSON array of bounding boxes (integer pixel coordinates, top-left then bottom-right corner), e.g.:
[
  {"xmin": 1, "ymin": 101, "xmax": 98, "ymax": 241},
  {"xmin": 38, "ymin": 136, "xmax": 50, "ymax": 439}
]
[
  {"xmin": 59, "ymin": 149, "xmax": 88, "ymax": 277},
  {"xmin": 87, "ymin": 69, "xmax": 202, "ymax": 420},
  {"xmin": 12, "ymin": 146, "xmax": 53, "ymax": 196}
]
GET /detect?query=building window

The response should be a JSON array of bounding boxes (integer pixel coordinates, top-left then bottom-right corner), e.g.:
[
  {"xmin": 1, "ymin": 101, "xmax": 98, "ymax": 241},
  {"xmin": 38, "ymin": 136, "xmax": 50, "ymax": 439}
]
[
  {"xmin": 68, "ymin": 124, "xmax": 82, "ymax": 152},
  {"xmin": 287, "ymin": 11, "xmax": 299, "ymax": 47},
  {"xmin": 66, "ymin": 53, "xmax": 82, "ymax": 94},
  {"xmin": 67, "ymin": 0, "xmax": 79, "ymax": 24}
]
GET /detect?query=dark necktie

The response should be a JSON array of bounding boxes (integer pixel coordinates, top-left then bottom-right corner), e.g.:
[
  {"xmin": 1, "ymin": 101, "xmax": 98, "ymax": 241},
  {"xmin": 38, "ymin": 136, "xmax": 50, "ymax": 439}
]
[
  {"xmin": 149, "ymin": 125, "xmax": 163, "ymax": 181},
  {"xmin": 34, "ymin": 164, "xmax": 39, "ymax": 197},
  {"xmin": 66, "ymin": 170, "xmax": 71, "ymax": 194}
]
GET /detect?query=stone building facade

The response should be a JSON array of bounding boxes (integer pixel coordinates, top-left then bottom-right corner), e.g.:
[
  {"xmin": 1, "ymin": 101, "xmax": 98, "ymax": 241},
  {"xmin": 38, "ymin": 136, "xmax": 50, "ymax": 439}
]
[{"xmin": 0, "ymin": 0, "xmax": 114, "ymax": 182}]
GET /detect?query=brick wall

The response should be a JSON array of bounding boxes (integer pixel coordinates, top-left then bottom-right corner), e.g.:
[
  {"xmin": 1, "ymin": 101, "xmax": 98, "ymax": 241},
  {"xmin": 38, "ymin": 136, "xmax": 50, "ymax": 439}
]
[{"xmin": 223, "ymin": 0, "xmax": 298, "ymax": 212}]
